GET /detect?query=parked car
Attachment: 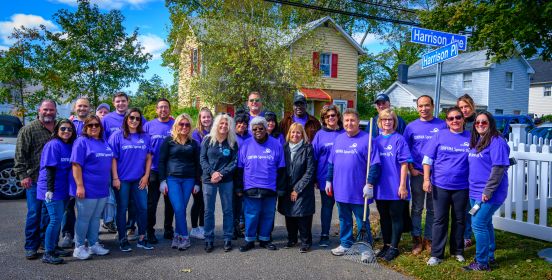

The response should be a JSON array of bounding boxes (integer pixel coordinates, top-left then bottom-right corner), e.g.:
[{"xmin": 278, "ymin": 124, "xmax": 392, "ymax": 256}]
[
  {"xmin": 493, "ymin": 115, "xmax": 534, "ymax": 138},
  {"xmin": 0, "ymin": 115, "xmax": 24, "ymax": 199}
]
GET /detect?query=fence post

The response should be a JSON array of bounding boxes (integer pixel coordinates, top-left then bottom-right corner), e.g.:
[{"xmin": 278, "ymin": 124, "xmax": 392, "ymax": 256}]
[{"xmin": 510, "ymin": 124, "xmax": 529, "ymax": 144}]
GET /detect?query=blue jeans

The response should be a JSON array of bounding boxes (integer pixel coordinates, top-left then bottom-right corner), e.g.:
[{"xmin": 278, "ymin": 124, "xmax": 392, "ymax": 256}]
[
  {"xmin": 44, "ymin": 199, "xmax": 67, "ymax": 252},
  {"xmin": 62, "ymin": 197, "xmax": 75, "ymax": 236},
  {"xmin": 464, "ymin": 200, "xmax": 473, "ymax": 240},
  {"xmin": 410, "ymin": 174, "xmax": 433, "ymax": 239},
  {"xmin": 336, "ymin": 202, "xmax": 372, "ymax": 248},
  {"xmin": 319, "ymin": 190, "xmax": 335, "ymax": 237},
  {"xmin": 75, "ymin": 197, "xmax": 107, "ymax": 247},
  {"xmin": 24, "ymin": 184, "xmax": 48, "ymax": 250},
  {"xmin": 203, "ymin": 181, "xmax": 234, "ymax": 242},
  {"xmin": 243, "ymin": 196, "xmax": 276, "ymax": 242},
  {"xmin": 115, "ymin": 180, "xmax": 148, "ymax": 240},
  {"xmin": 102, "ymin": 186, "xmax": 116, "ymax": 223},
  {"xmin": 167, "ymin": 177, "xmax": 194, "ymax": 237},
  {"xmin": 470, "ymin": 199, "xmax": 500, "ymax": 265}
]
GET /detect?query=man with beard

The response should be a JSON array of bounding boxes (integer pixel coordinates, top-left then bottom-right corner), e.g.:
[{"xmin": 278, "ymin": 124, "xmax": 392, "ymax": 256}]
[
  {"xmin": 280, "ymin": 95, "xmax": 321, "ymax": 142},
  {"xmin": 15, "ymin": 100, "xmax": 66, "ymax": 259}
]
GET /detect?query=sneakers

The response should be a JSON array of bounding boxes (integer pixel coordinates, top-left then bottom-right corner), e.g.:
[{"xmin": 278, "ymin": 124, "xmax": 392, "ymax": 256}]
[
  {"xmin": 54, "ymin": 247, "xmax": 71, "ymax": 257},
  {"xmin": 318, "ymin": 236, "xmax": 330, "ymax": 247},
  {"xmin": 376, "ymin": 245, "xmax": 390, "ymax": 258},
  {"xmin": 102, "ymin": 221, "xmax": 117, "ymax": 233},
  {"xmin": 89, "ymin": 242, "xmax": 110, "ymax": 255},
  {"xmin": 223, "ymin": 241, "xmax": 233, "ymax": 252},
  {"xmin": 59, "ymin": 233, "xmax": 73, "ymax": 249},
  {"xmin": 383, "ymin": 247, "xmax": 400, "ymax": 262},
  {"xmin": 411, "ymin": 236, "xmax": 423, "ymax": 255},
  {"xmin": 331, "ymin": 245, "xmax": 350, "ymax": 256},
  {"xmin": 25, "ymin": 249, "xmax": 38, "ymax": 260},
  {"xmin": 171, "ymin": 235, "xmax": 179, "ymax": 249},
  {"xmin": 259, "ymin": 241, "xmax": 277, "ymax": 250},
  {"xmin": 178, "ymin": 236, "xmax": 191, "ymax": 251},
  {"xmin": 119, "ymin": 239, "xmax": 132, "ymax": 252},
  {"xmin": 453, "ymin": 254, "xmax": 466, "ymax": 262},
  {"xmin": 464, "ymin": 238, "xmax": 474, "ymax": 248},
  {"xmin": 463, "ymin": 261, "xmax": 491, "ymax": 271},
  {"xmin": 427, "ymin": 257, "xmax": 443, "ymax": 266},
  {"xmin": 137, "ymin": 239, "xmax": 154, "ymax": 250},
  {"xmin": 127, "ymin": 229, "xmax": 138, "ymax": 241},
  {"xmin": 284, "ymin": 241, "xmax": 297, "ymax": 249},
  {"xmin": 205, "ymin": 241, "xmax": 214, "ymax": 253},
  {"xmin": 190, "ymin": 227, "xmax": 205, "ymax": 240},
  {"xmin": 73, "ymin": 245, "xmax": 91, "ymax": 260},
  {"xmin": 42, "ymin": 252, "xmax": 63, "ymax": 264}
]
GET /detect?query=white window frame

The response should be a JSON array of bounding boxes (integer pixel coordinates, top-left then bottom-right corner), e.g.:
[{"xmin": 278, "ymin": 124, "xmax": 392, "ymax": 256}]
[
  {"xmin": 319, "ymin": 53, "xmax": 331, "ymax": 77},
  {"xmin": 462, "ymin": 72, "xmax": 472, "ymax": 89},
  {"xmin": 505, "ymin": 72, "xmax": 514, "ymax": 89},
  {"xmin": 333, "ymin": 99, "xmax": 347, "ymax": 114},
  {"xmin": 495, "ymin": 109, "xmax": 504, "ymax": 115},
  {"xmin": 544, "ymin": 85, "xmax": 551, "ymax": 97}
]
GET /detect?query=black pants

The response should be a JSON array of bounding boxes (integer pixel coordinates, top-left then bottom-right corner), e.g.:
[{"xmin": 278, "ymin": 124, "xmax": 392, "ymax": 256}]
[
  {"xmin": 147, "ymin": 171, "xmax": 174, "ymax": 234},
  {"xmin": 285, "ymin": 215, "xmax": 313, "ymax": 246},
  {"xmin": 233, "ymin": 193, "xmax": 243, "ymax": 228},
  {"xmin": 431, "ymin": 186, "xmax": 468, "ymax": 259},
  {"xmin": 191, "ymin": 189, "xmax": 205, "ymax": 228},
  {"xmin": 376, "ymin": 200, "xmax": 405, "ymax": 248}
]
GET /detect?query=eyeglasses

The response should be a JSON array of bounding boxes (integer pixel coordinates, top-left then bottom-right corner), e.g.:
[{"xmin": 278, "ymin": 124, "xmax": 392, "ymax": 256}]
[
  {"xmin": 381, "ymin": 118, "xmax": 394, "ymax": 122},
  {"xmin": 446, "ymin": 115, "xmax": 463, "ymax": 121},
  {"xmin": 86, "ymin": 123, "xmax": 100, "ymax": 128},
  {"xmin": 475, "ymin": 120, "xmax": 489, "ymax": 126},
  {"xmin": 60, "ymin": 127, "xmax": 73, "ymax": 132},
  {"xmin": 249, "ymin": 99, "xmax": 261, "ymax": 103},
  {"xmin": 128, "ymin": 116, "xmax": 141, "ymax": 122},
  {"xmin": 252, "ymin": 127, "xmax": 265, "ymax": 132},
  {"xmin": 324, "ymin": 113, "xmax": 336, "ymax": 119},
  {"xmin": 178, "ymin": 122, "xmax": 191, "ymax": 128}
]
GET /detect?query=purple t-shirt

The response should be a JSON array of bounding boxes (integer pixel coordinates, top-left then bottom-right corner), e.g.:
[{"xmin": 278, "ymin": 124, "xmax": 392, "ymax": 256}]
[
  {"xmin": 312, "ymin": 128, "xmax": 345, "ymax": 189},
  {"xmin": 37, "ymin": 139, "xmax": 72, "ymax": 201},
  {"xmin": 271, "ymin": 134, "xmax": 285, "ymax": 146},
  {"xmin": 329, "ymin": 130, "xmax": 381, "ymax": 204},
  {"xmin": 144, "ymin": 118, "xmax": 174, "ymax": 171},
  {"xmin": 423, "ymin": 129, "xmax": 471, "ymax": 190},
  {"xmin": 236, "ymin": 132, "xmax": 251, "ymax": 149},
  {"xmin": 293, "ymin": 115, "xmax": 308, "ymax": 127},
  {"xmin": 374, "ymin": 133, "xmax": 412, "ymax": 200},
  {"xmin": 109, "ymin": 131, "xmax": 152, "ymax": 182},
  {"xmin": 192, "ymin": 129, "xmax": 209, "ymax": 145},
  {"xmin": 468, "ymin": 137, "xmax": 510, "ymax": 204},
  {"xmin": 72, "ymin": 119, "xmax": 85, "ymax": 136},
  {"xmin": 238, "ymin": 136, "xmax": 285, "ymax": 191},
  {"xmin": 403, "ymin": 118, "xmax": 447, "ymax": 171},
  {"xmin": 70, "ymin": 137, "xmax": 113, "ymax": 198},
  {"xmin": 102, "ymin": 111, "xmax": 147, "ymax": 140}
]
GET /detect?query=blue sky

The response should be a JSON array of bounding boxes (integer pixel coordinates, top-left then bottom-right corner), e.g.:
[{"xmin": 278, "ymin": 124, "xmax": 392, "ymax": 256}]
[{"xmin": 1, "ymin": 0, "xmax": 387, "ymax": 94}]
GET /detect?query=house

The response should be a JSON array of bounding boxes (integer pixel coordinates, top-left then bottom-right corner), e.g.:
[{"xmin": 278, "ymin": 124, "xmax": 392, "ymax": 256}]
[
  {"xmin": 174, "ymin": 17, "xmax": 365, "ymax": 115},
  {"xmin": 527, "ymin": 59, "xmax": 552, "ymax": 117},
  {"xmin": 384, "ymin": 50, "xmax": 535, "ymax": 115}
]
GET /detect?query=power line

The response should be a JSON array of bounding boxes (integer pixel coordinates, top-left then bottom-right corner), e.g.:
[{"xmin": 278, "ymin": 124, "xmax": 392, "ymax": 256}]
[
  {"xmin": 351, "ymin": 0, "xmax": 418, "ymax": 14},
  {"xmin": 264, "ymin": 0, "xmax": 420, "ymax": 26}
]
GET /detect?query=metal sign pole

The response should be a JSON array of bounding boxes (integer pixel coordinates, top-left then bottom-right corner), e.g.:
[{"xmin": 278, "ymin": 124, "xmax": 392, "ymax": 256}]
[{"xmin": 434, "ymin": 62, "xmax": 442, "ymax": 117}]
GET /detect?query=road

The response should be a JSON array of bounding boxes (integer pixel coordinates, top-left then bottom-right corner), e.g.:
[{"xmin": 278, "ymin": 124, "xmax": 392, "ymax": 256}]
[{"xmin": 0, "ymin": 196, "xmax": 409, "ymax": 280}]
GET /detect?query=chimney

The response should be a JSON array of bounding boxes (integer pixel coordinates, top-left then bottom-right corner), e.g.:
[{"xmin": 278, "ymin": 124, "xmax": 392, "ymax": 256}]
[{"xmin": 398, "ymin": 63, "xmax": 409, "ymax": 84}]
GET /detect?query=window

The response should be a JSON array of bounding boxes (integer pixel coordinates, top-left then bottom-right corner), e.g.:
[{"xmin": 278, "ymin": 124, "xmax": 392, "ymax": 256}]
[
  {"xmin": 505, "ymin": 72, "xmax": 513, "ymax": 89},
  {"xmin": 191, "ymin": 48, "xmax": 199, "ymax": 75},
  {"xmin": 544, "ymin": 85, "xmax": 551, "ymax": 97},
  {"xmin": 513, "ymin": 110, "xmax": 521, "ymax": 115},
  {"xmin": 320, "ymin": 53, "xmax": 331, "ymax": 77},
  {"xmin": 495, "ymin": 109, "xmax": 504, "ymax": 115},
  {"xmin": 333, "ymin": 99, "xmax": 347, "ymax": 114},
  {"xmin": 462, "ymin": 72, "xmax": 472, "ymax": 89}
]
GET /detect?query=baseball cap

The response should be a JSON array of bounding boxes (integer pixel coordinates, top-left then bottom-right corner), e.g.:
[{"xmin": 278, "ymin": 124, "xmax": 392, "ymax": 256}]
[
  {"xmin": 96, "ymin": 103, "xmax": 110, "ymax": 112},
  {"xmin": 374, "ymin": 94, "xmax": 390, "ymax": 104}
]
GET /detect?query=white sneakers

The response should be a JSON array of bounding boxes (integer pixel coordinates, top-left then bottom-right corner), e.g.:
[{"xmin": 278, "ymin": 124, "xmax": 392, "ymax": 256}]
[
  {"xmin": 453, "ymin": 254, "xmax": 466, "ymax": 262},
  {"xmin": 190, "ymin": 227, "xmax": 205, "ymax": 240},
  {"xmin": 427, "ymin": 257, "xmax": 443, "ymax": 266},
  {"xmin": 89, "ymin": 242, "xmax": 110, "ymax": 255},
  {"xmin": 331, "ymin": 245, "xmax": 350, "ymax": 256},
  {"xmin": 178, "ymin": 236, "xmax": 191, "ymax": 250},
  {"xmin": 73, "ymin": 245, "xmax": 91, "ymax": 260}
]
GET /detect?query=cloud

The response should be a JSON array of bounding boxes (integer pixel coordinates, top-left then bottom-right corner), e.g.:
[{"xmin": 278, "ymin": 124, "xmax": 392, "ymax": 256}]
[
  {"xmin": 0, "ymin": 45, "xmax": 9, "ymax": 51},
  {"xmin": 0, "ymin": 14, "xmax": 57, "ymax": 45},
  {"xmin": 49, "ymin": 0, "xmax": 158, "ymax": 10},
  {"xmin": 352, "ymin": 32, "xmax": 384, "ymax": 47},
  {"xmin": 137, "ymin": 33, "xmax": 167, "ymax": 60}
]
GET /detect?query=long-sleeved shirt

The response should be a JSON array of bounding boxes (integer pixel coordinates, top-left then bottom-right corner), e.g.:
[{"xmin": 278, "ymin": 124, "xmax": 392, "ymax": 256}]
[
  {"xmin": 199, "ymin": 136, "xmax": 238, "ymax": 184},
  {"xmin": 157, "ymin": 137, "xmax": 201, "ymax": 183},
  {"xmin": 14, "ymin": 119, "xmax": 54, "ymax": 181}
]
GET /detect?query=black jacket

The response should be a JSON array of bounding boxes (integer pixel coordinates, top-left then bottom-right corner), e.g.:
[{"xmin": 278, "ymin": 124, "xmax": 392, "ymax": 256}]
[
  {"xmin": 158, "ymin": 137, "xmax": 201, "ymax": 184},
  {"xmin": 277, "ymin": 142, "xmax": 316, "ymax": 217},
  {"xmin": 199, "ymin": 136, "xmax": 238, "ymax": 184}
]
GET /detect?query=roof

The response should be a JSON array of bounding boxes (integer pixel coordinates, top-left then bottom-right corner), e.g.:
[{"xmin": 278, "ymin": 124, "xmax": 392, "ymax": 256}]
[
  {"xmin": 408, "ymin": 50, "xmax": 535, "ymax": 78},
  {"xmin": 299, "ymin": 88, "xmax": 332, "ymax": 101},
  {"xmin": 528, "ymin": 59, "xmax": 552, "ymax": 84},
  {"xmin": 384, "ymin": 81, "xmax": 458, "ymax": 106}
]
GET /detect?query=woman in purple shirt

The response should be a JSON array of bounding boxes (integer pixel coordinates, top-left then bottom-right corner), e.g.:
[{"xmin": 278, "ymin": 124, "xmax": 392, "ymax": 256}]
[
  {"xmin": 265, "ymin": 111, "xmax": 285, "ymax": 146},
  {"xmin": 190, "ymin": 107, "xmax": 213, "ymax": 240},
  {"xmin": 423, "ymin": 107, "xmax": 471, "ymax": 266},
  {"xmin": 37, "ymin": 119, "xmax": 76, "ymax": 264},
  {"xmin": 311, "ymin": 104, "xmax": 344, "ymax": 247},
  {"xmin": 71, "ymin": 116, "xmax": 112, "ymax": 260},
  {"xmin": 464, "ymin": 112, "xmax": 510, "ymax": 271},
  {"xmin": 110, "ymin": 108, "xmax": 153, "ymax": 251}
]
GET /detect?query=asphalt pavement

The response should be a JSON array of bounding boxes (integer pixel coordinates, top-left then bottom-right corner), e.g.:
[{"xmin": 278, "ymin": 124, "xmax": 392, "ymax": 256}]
[{"xmin": 0, "ymin": 195, "xmax": 409, "ymax": 280}]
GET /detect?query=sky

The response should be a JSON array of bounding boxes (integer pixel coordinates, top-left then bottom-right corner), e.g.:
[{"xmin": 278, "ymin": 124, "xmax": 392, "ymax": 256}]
[{"xmin": 0, "ymin": 0, "xmax": 387, "ymax": 94}]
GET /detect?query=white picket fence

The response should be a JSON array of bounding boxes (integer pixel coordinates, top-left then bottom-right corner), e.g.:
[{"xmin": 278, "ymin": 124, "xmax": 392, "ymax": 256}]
[{"xmin": 492, "ymin": 138, "xmax": 552, "ymax": 242}]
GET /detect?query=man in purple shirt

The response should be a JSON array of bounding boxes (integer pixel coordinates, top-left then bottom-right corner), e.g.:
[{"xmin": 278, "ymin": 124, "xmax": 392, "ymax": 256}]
[
  {"xmin": 143, "ymin": 98, "xmax": 175, "ymax": 243},
  {"xmin": 280, "ymin": 95, "xmax": 321, "ymax": 142},
  {"xmin": 403, "ymin": 95, "xmax": 446, "ymax": 255},
  {"xmin": 72, "ymin": 97, "xmax": 90, "ymax": 136}
]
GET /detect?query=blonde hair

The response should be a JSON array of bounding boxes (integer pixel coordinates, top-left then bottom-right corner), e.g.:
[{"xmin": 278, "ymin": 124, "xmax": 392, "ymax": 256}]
[
  {"xmin": 377, "ymin": 108, "xmax": 398, "ymax": 130},
  {"xmin": 209, "ymin": 114, "xmax": 237, "ymax": 149},
  {"xmin": 286, "ymin": 123, "xmax": 309, "ymax": 144},
  {"xmin": 195, "ymin": 107, "xmax": 213, "ymax": 138},
  {"xmin": 171, "ymin": 113, "xmax": 193, "ymax": 144}
]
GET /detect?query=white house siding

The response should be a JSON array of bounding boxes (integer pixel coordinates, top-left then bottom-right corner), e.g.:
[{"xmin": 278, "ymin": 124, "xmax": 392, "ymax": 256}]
[
  {"xmin": 488, "ymin": 59, "xmax": 530, "ymax": 115},
  {"xmin": 387, "ymin": 85, "xmax": 416, "ymax": 108},
  {"xmin": 529, "ymin": 85, "xmax": 552, "ymax": 116}
]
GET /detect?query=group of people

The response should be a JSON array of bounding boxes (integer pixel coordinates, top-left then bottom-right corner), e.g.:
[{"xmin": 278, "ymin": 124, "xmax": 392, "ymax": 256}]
[{"xmin": 15, "ymin": 90, "xmax": 509, "ymax": 272}]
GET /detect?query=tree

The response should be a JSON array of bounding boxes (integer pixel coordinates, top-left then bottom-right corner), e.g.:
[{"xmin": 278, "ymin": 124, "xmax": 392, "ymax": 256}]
[{"xmin": 132, "ymin": 74, "xmax": 175, "ymax": 109}]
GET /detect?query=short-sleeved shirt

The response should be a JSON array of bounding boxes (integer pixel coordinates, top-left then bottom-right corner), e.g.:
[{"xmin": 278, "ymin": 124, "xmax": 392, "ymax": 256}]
[
  {"xmin": 108, "ymin": 131, "xmax": 152, "ymax": 182},
  {"xmin": 423, "ymin": 129, "xmax": 471, "ymax": 190},
  {"xmin": 403, "ymin": 118, "xmax": 447, "ymax": 171},
  {"xmin": 192, "ymin": 129, "xmax": 209, "ymax": 146},
  {"xmin": 468, "ymin": 137, "xmax": 510, "ymax": 204},
  {"xmin": 238, "ymin": 136, "xmax": 285, "ymax": 191},
  {"xmin": 144, "ymin": 118, "xmax": 174, "ymax": 171},
  {"xmin": 329, "ymin": 130, "xmax": 380, "ymax": 204},
  {"xmin": 312, "ymin": 128, "xmax": 345, "ymax": 189},
  {"xmin": 37, "ymin": 139, "xmax": 72, "ymax": 201},
  {"xmin": 102, "ymin": 112, "xmax": 147, "ymax": 140},
  {"xmin": 374, "ymin": 133, "xmax": 412, "ymax": 200},
  {"xmin": 72, "ymin": 119, "xmax": 85, "ymax": 136},
  {"xmin": 70, "ymin": 137, "xmax": 113, "ymax": 198}
]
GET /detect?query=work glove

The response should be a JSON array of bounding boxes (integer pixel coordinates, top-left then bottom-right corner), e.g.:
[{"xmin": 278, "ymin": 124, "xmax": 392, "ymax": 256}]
[
  {"xmin": 193, "ymin": 185, "xmax": 201, "ymax": 194},
  {"xmin": 325, "ymin": 181, "xmax": 333, "ymax": 197},
  {"xmin": 45, "ymin": 191, "xmax": 54, "ymax": 203},
  {"xmin": 159, "ymin": 180, "xmax": 168, "ymax": 195},
  {"xmin": 363, "ymin": 184, "xmax": 374, "ymax": 199}
]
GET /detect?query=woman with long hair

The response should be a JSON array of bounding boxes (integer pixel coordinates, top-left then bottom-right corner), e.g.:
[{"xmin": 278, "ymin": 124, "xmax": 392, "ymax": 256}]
[
  {"xmin": 158, "ymin": 113, "xmax": 201, "ymax": 250},
  {"xmin": 464, "ymin": 112, "xmax": 510, "ymax": 271},
  {"xmin": 109, "ymin": 108, "xmax": 153, "ymax": 251},
  {"xmin": 265, "ymin": 111, "xmax": 285, "ymax": 146}
]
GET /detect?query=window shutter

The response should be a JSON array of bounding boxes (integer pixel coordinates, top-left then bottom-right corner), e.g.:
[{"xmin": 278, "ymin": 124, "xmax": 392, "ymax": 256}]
[
  {"xmin": 227, "ymin": 105, "xmax": 235, "ymax": 117},
  {"xmin": 331, "ymin": 53, "xmax": 338, "ymax": 78},
  {"xmin": 190, "ymin": 49, "xmax": 194, "ymax": 75},
  {"xmin": 347, "ymin": 100, "xmax": 354, "ymax": 108},
  {"xmin": 312, "ymin": 52, "xmax": 320, "ymax": 73}
]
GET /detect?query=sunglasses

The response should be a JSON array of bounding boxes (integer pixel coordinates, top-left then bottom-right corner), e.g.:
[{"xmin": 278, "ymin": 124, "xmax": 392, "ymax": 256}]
[
  {"xmin": 179, "ymin": 122, "xmax": 191, "ymax": 128},
  {"xmin": 87, "ymin": 123, "xmax": 100, "ymax": 128},
  {"xmin": 128, "ymin": 115, "xmax": 141, "ymax": 122},
  {"xmin": 446, "ymin": 115, "xmax": 463, "ymax": 121},
  {"xmin": 60, "ymin": 127, "xmax": 73, "ymax": 132},
  {"xmin": 475, "ymin": 120, "xmax": 489, "ymax": 126},
  {"xmin": 324, "ymin": 113, "xmax": 336, "ymax": 119},
  {"xmin": 252, "ymin": 127, "xmax": 265, "ymax": 132},
  {"xmin": 249, "ymin": 98, "xmax": 261, "ymax": 103}
]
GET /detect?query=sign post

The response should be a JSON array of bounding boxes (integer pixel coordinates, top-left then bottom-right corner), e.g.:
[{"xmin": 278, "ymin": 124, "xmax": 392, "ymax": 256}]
[{"xmin": 434, "ymin": 62, "xmax": 442, "ymax": 117}]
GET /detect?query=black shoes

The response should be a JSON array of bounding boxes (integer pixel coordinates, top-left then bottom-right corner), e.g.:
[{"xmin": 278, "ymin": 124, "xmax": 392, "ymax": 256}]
[
  {"xmin": 376, "ymin": 245, "xmax": 390, "ymax": 258},
  {"xmin": 147, "ymin": 232, "xmax": 159, "ymax": 244},
  {"xmin": 25, "ymin": 250, "xmax": 38, "ymax": 260},
  {"xmin": 164, "ymin": 229, "xmax": 174, "ymax": 240},
  {"xmin": 224, "ymin": 241, "xmax": 233, "ymax": 252},
  {"xmin": 383, "ymin": 247, "xmax": 400, "ymax": 262},
  {"xmin": 102, "ymin": 221, "xmax": 117, "ymax": 233},
  {"xmin": 205, "ymin": 242, "xmax": 214, "ymax": 253},
  {"xmin": 299, "ymin": 245, "xmax": 310, "ymax": 253},
  {"xmin": 284, "ymin": 241, "xmax": 297, "ymax": 249},
  {"xmin": 55, "ymin": 247, "xmax": 71, "ymax": 257},
  {"xmin": 239, "ymin": 242, "xmax": 255, "ymax": 252},
  {"xmin": 259, "ymin": 241, "xmax": 278, "ymax": 251},
  {"xmin": 42, "ymin": 252, "xmax": 63, "ymax": 265},
  {"xmin": 233, "ymin": 226, "xmax": 244, "ymax": 240}
]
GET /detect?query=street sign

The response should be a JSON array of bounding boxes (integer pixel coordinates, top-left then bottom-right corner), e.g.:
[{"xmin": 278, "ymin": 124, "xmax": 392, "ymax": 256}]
[
  {"xmin": 411, "ymin": 27, "xmax": 467, "ymax": 51},
  {"xmin": 421, "ymin": 42, "xmax": 459, "ymax": 69}
]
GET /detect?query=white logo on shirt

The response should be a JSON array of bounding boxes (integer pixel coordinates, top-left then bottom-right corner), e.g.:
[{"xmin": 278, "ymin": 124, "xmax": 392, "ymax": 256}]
[
  {"xmin": 461, "ymin": 142, "xmax": 470, "ymax": 147},
  {"xmin": 263, "ymin": 148, "xmax": 272, "ymax": 154},
  {"xmin": 106, "ymin": 147, "xmax": 112, "ymax": 151},
  {"xmin": 137, "ymin": 139, "xmax": 145, "ymax": 144},
  {"xmin": 431, "ymin": 128, "xmax": 439, "ymax": 133},
  {"xmin": 349, "ymin": 143, "xmax": 358, "ymax": 148},
  {"xmin": 385, "ymin": 145, "xmax": 393, "ymax": 150}
]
